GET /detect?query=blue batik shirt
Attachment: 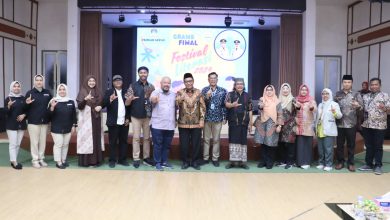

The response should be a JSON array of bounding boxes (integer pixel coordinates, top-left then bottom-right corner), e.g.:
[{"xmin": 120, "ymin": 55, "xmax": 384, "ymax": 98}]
[{"xmin": 201, "ymin": 86, "xmax": 227, "ymax": 122}]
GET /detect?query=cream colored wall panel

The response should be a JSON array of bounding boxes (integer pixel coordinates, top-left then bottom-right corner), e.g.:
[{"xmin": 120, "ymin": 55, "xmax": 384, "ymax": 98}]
[
  {"xmin": 379, "ymin": 41, "xmax": 390, "ymax": 93},
  {"xmin": 371, "ymin": 2, "xmax": 381, "ymax": 26},
  {"xmin": 347, "ymin": 50, "xmax": 352, "ymax": 75},
  {"xmin": 32, "ymin": 45, "xmax": 36, "ymax": 78},
  {"xmin": 382, "ymin": 2, "xmax": 390, "ymax": 22},
  {"xmin": 369, "ymin": 44, "xmax": 379, "ymax": 79},
  {"xmin": 14, "ymin": 41, "xmax": 31, "ymax": 93},
  {"xmin": 14, "ymin": 0, "xmax": 31, "ymax": 27},
  {"xmin": 348, "ymin": 7, "xmax": 352, "ymax": 34},
  {"xmin": 3, "ymin": 0, "xmax": 14, "ymax": 21},
  {"xmin": 0, "ymin": 0, "xmax": 3, "ymax": 18},
  {"xmin": 352, "ymin": 1, "xmax": 370, "ymax": 33},
  {"xmin": 351, "ymin": 47, "xmax": 369, "ymax": 89},
  {"xmin": 32, "ymin": 3, "xmax": 37, "ymax": 29},
  {"xmin": 0, "ymin": 37, "xmax": 4, "ymax": 107},
  {"xmin": 4, "ymin": 39, "xmax": 14, "ymax": 101}
]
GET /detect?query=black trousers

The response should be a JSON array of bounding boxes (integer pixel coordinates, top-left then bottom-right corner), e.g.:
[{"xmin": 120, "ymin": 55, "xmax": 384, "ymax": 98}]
[
  {"xmin": 363, "ymin": 127, "xmax": 385, "ymax": 167},
  {"xmin": 261, "ymin": 145, "xmax": 276, "ymax": 167},
  {"xmin": 336, "ymin": 127, "xmax": 356, "ymax": 165},
  {"xmin": 179, "ymin": 127, "xmax": 201, "ymax": 164},
  {"xmin": 279, "ymin": 142, "xmax": 296, "ymax": 165},
  {"xmin": 108, "ymin": 125, "xmax": 129, "ymax": 163}
]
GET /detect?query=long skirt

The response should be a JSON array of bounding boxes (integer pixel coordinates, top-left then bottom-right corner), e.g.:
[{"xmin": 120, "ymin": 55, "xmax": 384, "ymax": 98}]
[
  {"xmin": 228, "ymin": 125, "xmax": 248, "ymax": 162},
  {"xmin": 296, "ymin": 135, "xmax": 313, "ymax": 166}
]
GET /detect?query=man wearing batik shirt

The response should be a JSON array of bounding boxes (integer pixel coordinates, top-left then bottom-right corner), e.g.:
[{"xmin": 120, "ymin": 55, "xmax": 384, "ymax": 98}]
[
  {"xmin": 359, "ymin": 78, "xmax": 390, "ymax": 175},
  {"xmin": 200, "ymin": 72, "xmax": 227, "ymax": 167},
  {"xmin": 334, "ymin": 75, "xmax": 363, "ymax": 172},
  {"xmin": 125, "ymin": 66, "xmax": 155, "ymax": 168},
  {"xmin": 176, "ymin": 73, "xmax": 206, "ymax": 170}
]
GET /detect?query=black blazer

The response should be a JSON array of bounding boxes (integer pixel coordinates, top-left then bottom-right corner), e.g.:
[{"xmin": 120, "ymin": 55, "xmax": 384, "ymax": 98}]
[
  {"xmin": 102, "ymin": 88, "xmax": 131, "ymax": 126},
  {"xmin": 49, "ymin": 100, "xmax": 77, "ymax": 134},
  {"xmin": 24, "ymin": 88, "xmax": 52, "ymax": 125},
  {"xmin": 4, "ymin": 96, "xmax": 27, "ymax": 130}
]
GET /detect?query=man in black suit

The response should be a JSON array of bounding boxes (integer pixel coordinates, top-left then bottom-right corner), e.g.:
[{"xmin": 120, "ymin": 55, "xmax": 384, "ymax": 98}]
[{"xmin": 102, "ymin": 75, "xmax": 131, "ymax": 168}]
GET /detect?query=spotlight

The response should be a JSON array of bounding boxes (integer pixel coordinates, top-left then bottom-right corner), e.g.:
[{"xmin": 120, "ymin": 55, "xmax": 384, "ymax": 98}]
[
  {"xmin": 224, "ymin": 15, "xmax": 232, "ymax": 27},
  {"xmin": 185, "ymin": 14, "xmax": 191, "ymax": 23},
  {"xmin": 258, "ymin": 16, "xmax": 265, "ymax": 25},
  {"xmin": 151, "ymin": 13, "xmax": 158, "ymax": 24},
  {"xmin": 118, "ymin": 14, "xmax": 125, "ymax": 22}
]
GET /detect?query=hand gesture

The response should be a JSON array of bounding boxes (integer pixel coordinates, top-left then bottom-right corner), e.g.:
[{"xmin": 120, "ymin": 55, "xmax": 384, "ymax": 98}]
[
  {"xmin": 26, "ymin": 94, "xmax": 35, "ymax": 104},
  {"xmin": 151, "ymin": 93, "xmax": 160, "ymax": 104},
  {"xmin": 95, "ymin": 106, "xmax": 102, "ymax": 112},
  {"xmin": 84, "ymin": 91, "xmax": 94, "ymax": 101},
  {"xmin": 232, "ymin": 98, "xmax": 242, "ymax": 107},
  {"xmin": 378, "ymin": 102, "xmax": 386, "ymax": 110},
  {"xmin": 7, "ymin": 98, "xmax": 15, "ymax": 109},
  {"xmin": 199, "ymin": 121, "xmax": 204, "ymax": 128},
  {"xmin": 206, "ymin": 88, "xmax": 212, "ymax": 98},
  {"xmin": 259, "ymin": 97, "xmax": 265, "ymax": 109},
  {"xmin": 330, "ymin": 105, "xmax": 336, "ymax": 114},
  {"xmin": 294, "ymin": 101, "xmax": 301, "ymax": 108},
  {"xmin": 248, "ymin": 124, "xmax": 252, "ymax": 133},
  {"xmin": 124, "ymin": 119, "xmax": 130, "ymax": 126},
  {"xmin": 276, "ymin": 125, "xmax": 281, "ymax": 133},
  {"xmin": 110, "ymin": 91, "xmax": 118, "ymax": 103},
  {"xmin": 16, "ymin": 114, "xmax": 26, "ymax": 122},
  {"xmin": 50, "ymin": 100, "xmax": 58, "ymax": 111}
]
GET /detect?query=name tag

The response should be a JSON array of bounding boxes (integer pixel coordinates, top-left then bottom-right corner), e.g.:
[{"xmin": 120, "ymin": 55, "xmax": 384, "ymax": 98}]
[
  {"xmin": 44, "ymin": 94, "xmax": 50, "ymax": 96},
  {"xmin": 67, "ymin": 103, "xmax": 73, "ymax": 106},
  {"xmin": 210, "ymin": 103, "xmax": 215, "ymax": 109}
]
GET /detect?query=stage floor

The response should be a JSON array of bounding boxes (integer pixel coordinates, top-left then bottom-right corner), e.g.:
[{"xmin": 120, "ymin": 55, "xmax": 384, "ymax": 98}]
[{"xmin": 0, "ymin": 167, "xmax": 389, "ymax": 219}]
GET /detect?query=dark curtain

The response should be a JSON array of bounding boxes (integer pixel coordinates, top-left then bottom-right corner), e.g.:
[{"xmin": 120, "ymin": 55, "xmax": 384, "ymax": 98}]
[
  {"xmin": 279, "ymin": 14, "xmax": 303, "ymax": 96},
  {"xmin": 80, "ymin": 12, "xmax": 103, "ymax": 90}
]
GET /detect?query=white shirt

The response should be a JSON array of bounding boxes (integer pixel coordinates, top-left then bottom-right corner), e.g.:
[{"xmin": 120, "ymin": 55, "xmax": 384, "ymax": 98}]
[{"xmin": 116, "ymin": 89, "xmax": 126, "ymax": 125}]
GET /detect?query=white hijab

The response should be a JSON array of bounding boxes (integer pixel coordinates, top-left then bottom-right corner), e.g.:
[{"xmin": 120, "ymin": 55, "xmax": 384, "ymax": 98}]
[
  {"xmin": 34, "ymin": 74, "xmax": 45, "ymax": 92},
  {"xmin": 319, "ymin": 88, "xmax": 333, "ymax": 119},
  {"xmin": 9, "ymin": 81, "xmax": 22, "ymax": 97},
  {"xmin": 279, "ymin": 83, "xmax": 294, "ymax": 112},
  {"xmin": 49, "ymin": 84, "xmax": 70, "ymax": 106}
]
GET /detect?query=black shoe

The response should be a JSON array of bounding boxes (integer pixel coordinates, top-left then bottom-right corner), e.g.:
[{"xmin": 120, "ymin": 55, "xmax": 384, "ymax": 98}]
[
  {"xmin": 143, "ymin": 158, "xmax": 155, "ymax": 167},
  {"xmin": 56, "ymin": 163, "xmax": 66, "ymax": 169},
  {"xmin": 225, "ymin": 163, "xmax": 235, "ymax": 169},
  {"xmin": 212, "ymin": 160, "xmax": 220, "ymax": 167},
  {"xmin": 181, "ymin": 162, "xmax": 190, "ymax": 170},
  {"xmin": 285, "ymin": 164, "xmax": 292, "ymax": 170},
  {"xmin": 199, "ymin": 159, "xmax": 209, "ymax": 166},
  {"xmin": 192, "ymin": 163, "xmax": 201, "ymax": 170},
  {"xmin": 257, "ymin": 162, "xmax": 266, "ymax": 168},
  {"xmin": 108, "ymin": 162, "xmax": 116, "ymax": 168},
  {"xmin": 133, "ymin": 160, "xmax": 140, "ymax": 168},
  {"xmin": 118, "ymin": 161, "xmax": 130, "ymax": 166},
  {"xmin": 240, "ymin": 163, "xmax": 249, "ymax": 170},
  {"xmin": 62, "ymin": 161, "xmax": 69, "ymax": 167},
  {"xmin": 266, "ymin": 165, "xmax": 273, "ymax": 169},
  {"xmin": 11, "ymin": 163, "xmax": 23, "ymax": 170}
]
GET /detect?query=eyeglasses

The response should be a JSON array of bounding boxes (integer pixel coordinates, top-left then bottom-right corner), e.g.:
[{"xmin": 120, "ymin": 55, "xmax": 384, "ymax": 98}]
[{"xmin": 184, "ymin": 80, "xmax": 193, "ymax": 83}]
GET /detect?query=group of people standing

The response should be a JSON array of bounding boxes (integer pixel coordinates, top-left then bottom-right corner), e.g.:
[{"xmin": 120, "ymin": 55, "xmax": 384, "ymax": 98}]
[{"xmin": 4, "ymin": 69, "xmax": 389, "ymax": 175}]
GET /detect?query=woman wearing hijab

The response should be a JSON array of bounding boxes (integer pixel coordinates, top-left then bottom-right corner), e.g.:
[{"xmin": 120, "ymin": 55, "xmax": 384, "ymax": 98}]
[
  {"xmin": 278, "ymin": 83, "xmax": 297, "ymax": 169},
  {"xmin": 316, "ymin": 88, "xmax": 342, "ymax": 171},
  {"xmin": 5, "ymin": 81, "xmax": 27, "ymax": 169},
  {"xmin": 25, "ymin": 74, "xmax": 52, "ymax": 168},
  {"xmin": 254, "ymin": 85, "xmax": 283, "ymax": 169},
  {"xmin": 48, "ymin": 84, "xmax": 77, "ymax": 169},
  {"xmin": 225, "ymin": 78, "xmax": 253, "ymax": 170},
  {"xmin": 294, "ymin": 84, "xmax": 317, "ymax": 169},
  {"xmin": 76, "ymin": 75, "xmax": 104, "ymax": 167}
]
